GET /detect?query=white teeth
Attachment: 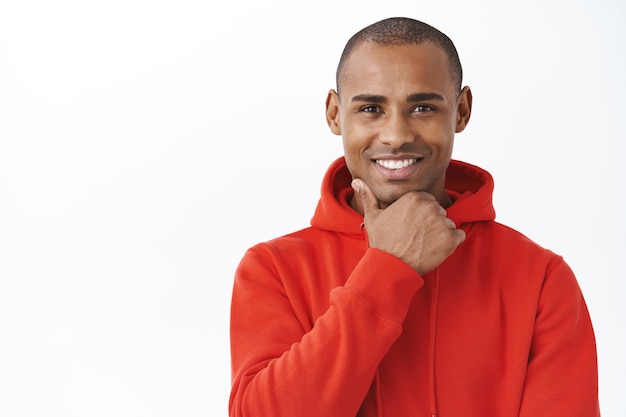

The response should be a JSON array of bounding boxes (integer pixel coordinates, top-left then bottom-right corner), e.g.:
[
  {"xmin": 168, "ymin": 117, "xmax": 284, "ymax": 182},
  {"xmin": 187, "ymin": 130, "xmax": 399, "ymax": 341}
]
[{"xmin": 375, "ymin": 159, "xmax": 417, "ymax": 170}]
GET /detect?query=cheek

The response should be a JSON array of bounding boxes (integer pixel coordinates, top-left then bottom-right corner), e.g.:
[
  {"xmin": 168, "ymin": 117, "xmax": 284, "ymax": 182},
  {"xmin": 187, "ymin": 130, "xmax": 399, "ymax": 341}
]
[
  {"xmin": 424, "ymin": 125, "xmax": 455, "ymax": 151},
  {"xmin": 341, "ymin": 127, "xmax": 369, "ymax": 157}
]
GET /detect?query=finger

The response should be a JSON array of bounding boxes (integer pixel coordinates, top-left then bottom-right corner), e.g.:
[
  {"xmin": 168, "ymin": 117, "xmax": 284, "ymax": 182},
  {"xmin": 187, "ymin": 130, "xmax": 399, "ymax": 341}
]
[
  {"xmin": 445, "ymin": 218, "xmax": 457, "ymax": 229},
  {"xmin": 454, "ymin": 228, "xmax": 466, "ymax": 244},
  {"xmin": 351, "ymin": 179, "xmax": 380, "ymax": 216}
]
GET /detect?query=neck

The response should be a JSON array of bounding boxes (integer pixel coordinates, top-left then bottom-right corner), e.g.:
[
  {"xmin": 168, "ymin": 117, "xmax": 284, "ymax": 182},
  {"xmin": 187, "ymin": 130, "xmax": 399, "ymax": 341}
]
[{"xmin": 349, "ymin": 191, "xmax": 453, "ymax": 214}]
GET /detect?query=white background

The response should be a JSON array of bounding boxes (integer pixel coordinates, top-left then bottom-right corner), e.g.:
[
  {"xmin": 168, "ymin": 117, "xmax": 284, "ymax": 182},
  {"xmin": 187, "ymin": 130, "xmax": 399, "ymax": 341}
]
[{"xmin": 1, "ymin": 0, "xmax": 624, "ymax": 416}]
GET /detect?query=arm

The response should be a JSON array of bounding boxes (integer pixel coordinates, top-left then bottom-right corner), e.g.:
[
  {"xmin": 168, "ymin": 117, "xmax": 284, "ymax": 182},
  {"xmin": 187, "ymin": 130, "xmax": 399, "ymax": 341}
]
[
  {"xmin": 519, "ymin": 259, "xmax": 600, "ymax": 416},
  {"xmin": 230, "ymin": 180, "xmax": 465, "ymax": 416},
  {"xmin": 229, "ymin": 246, "xmax": 422, "ymax": 417}
]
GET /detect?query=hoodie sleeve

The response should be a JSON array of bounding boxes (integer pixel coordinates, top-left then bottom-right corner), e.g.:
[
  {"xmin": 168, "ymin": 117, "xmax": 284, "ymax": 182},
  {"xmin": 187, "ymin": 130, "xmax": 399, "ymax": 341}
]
[
  {"xmin": 229, "ymin": 245, "xmax": 423, "ymax": 417},
  {"xmin": 519, "ymin": 258, "xmax": 600, "ymax": 416}
]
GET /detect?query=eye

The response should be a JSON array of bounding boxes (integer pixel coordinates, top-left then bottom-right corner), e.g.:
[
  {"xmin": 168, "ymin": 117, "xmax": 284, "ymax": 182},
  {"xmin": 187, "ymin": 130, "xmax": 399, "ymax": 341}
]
[
  {"xmin": 360, "ymin": 105, "xmax": 381, "ymax": 113},
  {"xmin": 412, "ymin": 105, "xmax": 434, "ymax": 113}
]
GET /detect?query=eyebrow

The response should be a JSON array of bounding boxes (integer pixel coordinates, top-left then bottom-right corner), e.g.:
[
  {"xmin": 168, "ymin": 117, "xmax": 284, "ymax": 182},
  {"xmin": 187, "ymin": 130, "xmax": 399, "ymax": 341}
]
[
  {"xmin": 350, "ymin": 92, "xmax": 445, "ymax": 103},
  {"xmin": 407, "ymin": 92, "xmax": 445, "ymax": 102},
  {"xmin": 351, "ymin": 94, "xmax": 387, "ymax": 103}
]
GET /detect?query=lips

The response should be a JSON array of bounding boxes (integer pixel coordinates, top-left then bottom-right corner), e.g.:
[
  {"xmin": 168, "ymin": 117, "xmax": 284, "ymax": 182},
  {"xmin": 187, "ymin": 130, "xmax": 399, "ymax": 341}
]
[
  {"xmin": 374, "ymin": 158, "xmax": 418, "ymax": 170},
  {"xmin": 372, "ymin": 157, "xmax": 424, "ymax": 180}
]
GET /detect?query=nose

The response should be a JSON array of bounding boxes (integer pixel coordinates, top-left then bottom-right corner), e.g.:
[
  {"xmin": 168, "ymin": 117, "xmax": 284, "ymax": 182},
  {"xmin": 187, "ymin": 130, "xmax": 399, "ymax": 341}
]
[{"xmin": 379, "ymin": 112, "xmax": 414, "ymax": 148}]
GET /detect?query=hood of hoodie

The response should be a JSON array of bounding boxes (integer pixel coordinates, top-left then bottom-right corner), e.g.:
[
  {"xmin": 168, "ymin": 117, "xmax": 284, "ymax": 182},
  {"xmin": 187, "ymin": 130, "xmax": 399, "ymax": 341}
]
[{"xmin": 310, "ymin": 157, "xmax": 496, "ymax": 234}]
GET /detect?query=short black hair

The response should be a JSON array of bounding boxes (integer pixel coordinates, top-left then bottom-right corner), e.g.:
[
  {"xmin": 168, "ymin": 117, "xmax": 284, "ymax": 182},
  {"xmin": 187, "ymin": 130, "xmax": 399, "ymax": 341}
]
[{"xmin": 336, "ymin": 17, "xmax": 463, "ymax": 93}]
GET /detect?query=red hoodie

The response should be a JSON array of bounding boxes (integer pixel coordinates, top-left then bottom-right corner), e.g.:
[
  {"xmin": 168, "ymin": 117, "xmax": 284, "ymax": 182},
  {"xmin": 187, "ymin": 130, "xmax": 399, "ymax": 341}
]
[{"xmin": 229, "ymin": 157, "xmax": 600, "ymax": 417}]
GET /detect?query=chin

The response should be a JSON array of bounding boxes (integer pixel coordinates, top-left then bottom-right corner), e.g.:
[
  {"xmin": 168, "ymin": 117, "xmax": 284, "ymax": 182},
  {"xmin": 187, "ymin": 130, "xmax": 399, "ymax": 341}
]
[{"xmin": 374, "ymin": 188, "xmax": 410, "ymax": 207}]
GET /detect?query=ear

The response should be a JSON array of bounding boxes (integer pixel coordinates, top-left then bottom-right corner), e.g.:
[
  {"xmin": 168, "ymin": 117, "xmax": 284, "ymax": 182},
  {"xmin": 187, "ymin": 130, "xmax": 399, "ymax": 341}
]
[
  {"xmin": 455, "ymin": 86, "xmax": 472, "ymax": 133},
  {"xmin": 325, "ymin": 89, "xmax": 342, "ymax": 135}
]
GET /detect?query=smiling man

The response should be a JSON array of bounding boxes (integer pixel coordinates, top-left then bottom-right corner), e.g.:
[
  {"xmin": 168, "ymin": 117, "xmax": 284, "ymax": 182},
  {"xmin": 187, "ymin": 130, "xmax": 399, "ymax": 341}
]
[
  {"xmin": 229, "ymin": 17, "xmax": 600, "ymax": 417},
  {"xmin": 328, "ymin": 40, "xmax": 469, "ymax": 212}
]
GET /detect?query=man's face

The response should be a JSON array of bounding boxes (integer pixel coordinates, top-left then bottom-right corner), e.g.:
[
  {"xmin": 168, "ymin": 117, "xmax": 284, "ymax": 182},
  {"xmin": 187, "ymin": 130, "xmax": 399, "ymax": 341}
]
[{"xmin": 326, "ymin": 41, "xmax": 472, "ymax": 212}]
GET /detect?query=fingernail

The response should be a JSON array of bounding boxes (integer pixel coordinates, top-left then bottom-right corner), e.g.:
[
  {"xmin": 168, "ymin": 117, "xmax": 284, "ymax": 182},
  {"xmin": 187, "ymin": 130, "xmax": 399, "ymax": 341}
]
[{"xmin": 351, "ymin": 179, "xmax": 361, "ymax": 192}]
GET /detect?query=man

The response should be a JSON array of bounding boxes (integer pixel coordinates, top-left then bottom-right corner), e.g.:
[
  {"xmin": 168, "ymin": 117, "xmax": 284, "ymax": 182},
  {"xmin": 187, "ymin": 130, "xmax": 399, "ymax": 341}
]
[{"xmin": 229, "ymin": 17, "xmax": 600, "ymax": 416}]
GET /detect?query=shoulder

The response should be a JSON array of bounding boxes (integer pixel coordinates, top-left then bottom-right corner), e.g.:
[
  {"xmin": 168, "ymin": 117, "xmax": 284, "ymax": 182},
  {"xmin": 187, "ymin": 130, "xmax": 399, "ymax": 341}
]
[
  {"xmin": 243, "ymin": 226, "xmax": 345, "ymax": 264},
  {"xmin": 465, "ymin": 220, "xmax": 566, "ymax": 274},
  {"xmin": 478, "ymin": 220, "xmax": 558, "ymax": 253}
]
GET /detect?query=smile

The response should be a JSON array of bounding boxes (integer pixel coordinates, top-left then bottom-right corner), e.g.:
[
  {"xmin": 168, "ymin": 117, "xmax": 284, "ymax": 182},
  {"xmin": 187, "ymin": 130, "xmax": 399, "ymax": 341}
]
[{"xmin": 375, "ymin": 159, "xmax": 418, "ymax": 170}]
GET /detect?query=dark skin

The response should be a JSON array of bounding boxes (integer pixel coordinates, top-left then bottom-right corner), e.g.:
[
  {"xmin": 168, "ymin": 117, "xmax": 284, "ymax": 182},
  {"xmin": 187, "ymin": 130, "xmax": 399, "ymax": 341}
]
[{"xmin": 325, "ymin": 41, "xmax": 472, "ymax": 275}]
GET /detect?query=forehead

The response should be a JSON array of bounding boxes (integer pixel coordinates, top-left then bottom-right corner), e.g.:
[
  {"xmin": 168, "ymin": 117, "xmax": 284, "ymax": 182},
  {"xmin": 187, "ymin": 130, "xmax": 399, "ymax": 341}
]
[{"xmin": 340, "ymin": 41, "xmax": 456, "ymax": 98}]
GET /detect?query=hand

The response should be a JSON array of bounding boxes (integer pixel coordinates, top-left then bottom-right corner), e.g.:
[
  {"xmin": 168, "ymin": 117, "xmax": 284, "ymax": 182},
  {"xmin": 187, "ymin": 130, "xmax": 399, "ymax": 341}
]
[{"xmin": 352, "ymin": 179, "xmax": 466, "ymax": 275}]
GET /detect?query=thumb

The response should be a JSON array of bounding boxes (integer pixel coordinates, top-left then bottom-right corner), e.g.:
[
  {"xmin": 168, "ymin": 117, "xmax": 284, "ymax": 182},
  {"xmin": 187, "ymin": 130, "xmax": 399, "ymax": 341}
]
[{"xmin": 351, "ymin": 179, "xmax": 380, "ymax": 216}]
